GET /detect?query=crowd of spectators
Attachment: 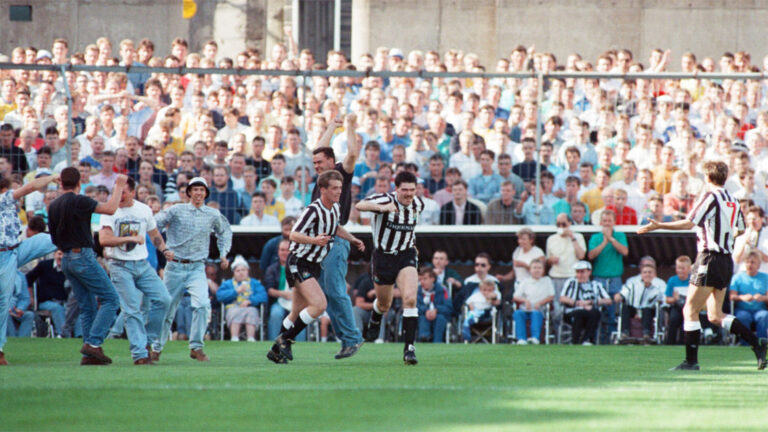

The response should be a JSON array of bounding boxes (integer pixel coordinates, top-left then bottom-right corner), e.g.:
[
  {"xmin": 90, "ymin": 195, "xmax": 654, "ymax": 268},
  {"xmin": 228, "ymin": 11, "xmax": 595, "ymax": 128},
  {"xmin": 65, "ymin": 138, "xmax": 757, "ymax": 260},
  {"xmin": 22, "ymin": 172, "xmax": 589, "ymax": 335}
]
[{"xmin": 3, "ymin": 34, "xmax": 768, "ymax": 344}]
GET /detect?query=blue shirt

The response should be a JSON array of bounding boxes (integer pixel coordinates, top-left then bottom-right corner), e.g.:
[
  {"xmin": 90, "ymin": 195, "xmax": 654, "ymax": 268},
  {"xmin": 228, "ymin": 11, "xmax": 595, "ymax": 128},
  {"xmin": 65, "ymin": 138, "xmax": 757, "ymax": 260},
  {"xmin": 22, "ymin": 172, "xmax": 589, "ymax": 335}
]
[
  {"xmin": 730, "ymin": 271, "xmax": 768, "ymax": 312},
  {"xmin": 154, "ymin": 203, "xmax": 232, "ymax": 261},
  {"xmin": 468, "ymin": 173, "xmax": 504, "ymax": 203},
  {"xmin": 665, "ymin": 275, "xmax": 690, "ymax": 297},
  {"xmin": 517, "ymin": 194, "xmax": 558, "ymax": 225}
]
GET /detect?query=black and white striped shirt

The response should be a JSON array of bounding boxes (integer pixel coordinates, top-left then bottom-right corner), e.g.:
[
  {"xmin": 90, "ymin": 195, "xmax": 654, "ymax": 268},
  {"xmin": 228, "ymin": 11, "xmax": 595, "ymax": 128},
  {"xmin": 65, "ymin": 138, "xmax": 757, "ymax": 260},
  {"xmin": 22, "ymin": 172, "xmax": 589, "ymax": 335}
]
[
  {"xmin": 289, "ymin": 199, "xmax": 340, "ymax": 263},
  {"xmin": 365, "ymin": 192, "xmax": 425, "ymax": 253},
  {"xmin": 686, "ymin": 187, "xmax": 745, "ymax": 254},
  {"xmin": 561, "ymin": 278, "xmax": 610, "ymax": 313}
]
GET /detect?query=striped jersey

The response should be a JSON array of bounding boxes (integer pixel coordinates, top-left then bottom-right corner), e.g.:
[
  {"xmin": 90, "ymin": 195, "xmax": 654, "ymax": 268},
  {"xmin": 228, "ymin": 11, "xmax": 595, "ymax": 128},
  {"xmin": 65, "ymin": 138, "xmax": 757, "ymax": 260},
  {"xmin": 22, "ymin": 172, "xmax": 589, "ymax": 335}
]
[
  {"xmin": 618, "ymin": 277, "xmax": 665, "ymax": 309},
  {"xmin": 686, "ymin": 187, "xmax": 745, "ymax": 254},
  {"xmin": 365, "ymin": 192, "xmax": 425, "ymax": 253},
  {"xmin": 561, "ymin": 278, "xmax": 610, "ymax": 313},
  {"xmin": 289, "ymin": 198, "xmax": 340, "ymax": 263}
]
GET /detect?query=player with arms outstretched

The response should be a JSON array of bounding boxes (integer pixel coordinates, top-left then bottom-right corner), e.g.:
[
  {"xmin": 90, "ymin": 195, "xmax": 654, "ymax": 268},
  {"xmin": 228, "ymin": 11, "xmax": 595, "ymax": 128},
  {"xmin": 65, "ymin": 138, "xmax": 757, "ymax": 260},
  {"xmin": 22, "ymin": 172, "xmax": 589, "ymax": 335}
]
[
  {"xmin": 639, "ymin": 161, "xmax": 767, "ymax": 370},
  {"xmin": 356, "ymin": 171, "xmax": 425, "ymax": 365}
]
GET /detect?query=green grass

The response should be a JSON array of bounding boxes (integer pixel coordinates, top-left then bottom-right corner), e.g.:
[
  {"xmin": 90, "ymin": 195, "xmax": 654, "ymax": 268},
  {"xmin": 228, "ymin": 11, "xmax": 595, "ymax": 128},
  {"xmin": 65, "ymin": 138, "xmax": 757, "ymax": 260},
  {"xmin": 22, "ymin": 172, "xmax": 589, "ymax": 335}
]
[{"xmin": 1, "ymin": 339, "xmax": 768, "ymax": 431}]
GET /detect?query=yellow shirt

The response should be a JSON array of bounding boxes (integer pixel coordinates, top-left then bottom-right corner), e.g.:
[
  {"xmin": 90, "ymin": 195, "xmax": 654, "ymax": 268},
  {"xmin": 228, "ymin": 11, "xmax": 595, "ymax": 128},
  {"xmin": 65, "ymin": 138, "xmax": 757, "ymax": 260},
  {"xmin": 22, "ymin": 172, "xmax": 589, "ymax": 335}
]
[
  {"xmin": 652, "ymin": 166, "xmax": 678, "ymax": 195},
  {"xmin": 265, "ymin": 199, "xmax": 286, "ymax": 221},
  {"xmin": 580, "ymin": 187, "xmax": 604, "ymax": 214},
  {"xmin": 157, "ymin": 138, "xmax": 185, "ymax": 170},
  {"xmin": 0, "ymin": 102, "xmax": 17, "ymax": 121}
]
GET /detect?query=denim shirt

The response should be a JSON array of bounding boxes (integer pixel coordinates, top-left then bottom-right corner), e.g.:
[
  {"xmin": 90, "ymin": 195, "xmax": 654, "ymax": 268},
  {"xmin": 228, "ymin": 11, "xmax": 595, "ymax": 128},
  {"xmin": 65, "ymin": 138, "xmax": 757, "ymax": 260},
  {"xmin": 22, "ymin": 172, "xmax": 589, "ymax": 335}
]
[{"xmin": 154, "ymin": 203, "xmax": 232, "ymax": 261}]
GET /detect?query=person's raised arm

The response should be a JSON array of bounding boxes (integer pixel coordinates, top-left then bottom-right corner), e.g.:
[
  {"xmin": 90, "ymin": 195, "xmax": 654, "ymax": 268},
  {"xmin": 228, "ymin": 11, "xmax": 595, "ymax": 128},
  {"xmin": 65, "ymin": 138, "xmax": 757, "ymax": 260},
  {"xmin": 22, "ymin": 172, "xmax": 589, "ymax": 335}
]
[
  {"xmin": 316, "ymin": 117, "xmax": 343, "ymax": 149},
  {"xmin": 342, "ymin": 114, "xmax": 359, "ymax": 174},
  {"xmin": 12, "ymin": 174, "xmax": 59, "ymax": 201},
  {"xmin": 95, "ymin": 174, "xmax": 127, "ymax": 215}
]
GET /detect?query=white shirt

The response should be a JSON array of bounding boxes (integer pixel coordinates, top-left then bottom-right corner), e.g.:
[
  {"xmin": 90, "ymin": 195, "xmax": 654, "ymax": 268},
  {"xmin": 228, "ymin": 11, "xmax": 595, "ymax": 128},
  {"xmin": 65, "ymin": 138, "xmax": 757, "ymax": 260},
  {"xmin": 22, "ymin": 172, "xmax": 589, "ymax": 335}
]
[
  {"xmin": 546, "ymin": 232, "xmax": 586, "ymax": 278},
  {"xmin": 734, "ymin": 227, "xmax": 768, "ymax": 274},
  {"xmin": 465, "ymin": 287, "xmax": 502, "ymax": 311},
  {"xmin": 512, "ymin": 246, "xmax": 545, "ymax": 282},
  {"xmin": 100, "ymin": 200, "xmax": 156, "ymax": 261},
  {"xmin": 240, "ymin": 212, "xmax": 280, "ymax": 227},
  {"xmin": 279, "ymin": 195, "xmax": 304, "ymax": 218},
  {"xmin": 514, "ymin": 276, "xmax": 555, "ymax": 309},
  {"xmin": 418, "ymin": 196, "xmax": 440, "ymax": 225},
  {"xmin": 449, "ymin": 152, "xmax": 481, "ymax": 181}
]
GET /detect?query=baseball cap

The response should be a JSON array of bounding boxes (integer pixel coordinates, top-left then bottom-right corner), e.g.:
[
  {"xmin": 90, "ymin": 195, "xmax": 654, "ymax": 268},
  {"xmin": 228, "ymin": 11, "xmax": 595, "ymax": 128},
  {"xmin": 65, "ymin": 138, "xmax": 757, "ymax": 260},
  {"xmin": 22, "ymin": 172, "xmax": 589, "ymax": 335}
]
[
  {"xmin": 574, "ymin": 260, "xmax": 592, "ymax": 271},
  {"xmin": 187, "ymin": 177, "xmax": 210, "ymax": 198},
  {"xmin": 36, "ymin": 50, "xmax": 52, "ymax": 61},
  {"xmin": 389, "ymin": 48, "xmax": 404, "ymax": 59}
]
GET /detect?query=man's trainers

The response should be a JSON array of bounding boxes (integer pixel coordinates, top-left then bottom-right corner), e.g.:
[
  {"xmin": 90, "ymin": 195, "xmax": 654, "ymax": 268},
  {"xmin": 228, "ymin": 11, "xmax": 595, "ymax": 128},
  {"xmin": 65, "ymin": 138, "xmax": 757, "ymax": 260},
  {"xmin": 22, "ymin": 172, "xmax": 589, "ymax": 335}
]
[
  {"xmin": 189, "ymin": 348, "xmax": 210, "ymax": 362},
  {"xmin": 80, "ymin": 344, "xmax": 112, "ymax": 364},
  {"xmin": 403, "ymin": 344, "xmax": 418, "ymax": 365},
  {"xmin": 364, "ymin": 320, "xmax": 381, "ymax": 342},
  {"xmin": 669, "ymin": 361, "xmax": 700, "ymax": 371},
  {"xmin": 266, "ymin": 350, "xmax": 288, "ymax": 364},
  {"xmin": 334, "ymin": 342, "xmax": 363, "ymax": 360},
  {"xmin": 753, "ymin": 339, "xmax": 767, "ymax": 370},
  {"xmin": 274, "ymin": 334, "xmax": 294, "ymax": 361}
]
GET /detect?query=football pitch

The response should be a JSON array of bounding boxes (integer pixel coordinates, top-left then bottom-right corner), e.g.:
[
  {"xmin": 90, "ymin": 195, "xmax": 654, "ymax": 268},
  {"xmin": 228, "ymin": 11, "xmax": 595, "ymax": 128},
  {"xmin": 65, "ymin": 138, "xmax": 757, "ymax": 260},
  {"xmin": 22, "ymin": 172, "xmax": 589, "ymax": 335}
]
[{"xmin": 1, "ymin": 339, "xmax": 767, "ymax": 431}]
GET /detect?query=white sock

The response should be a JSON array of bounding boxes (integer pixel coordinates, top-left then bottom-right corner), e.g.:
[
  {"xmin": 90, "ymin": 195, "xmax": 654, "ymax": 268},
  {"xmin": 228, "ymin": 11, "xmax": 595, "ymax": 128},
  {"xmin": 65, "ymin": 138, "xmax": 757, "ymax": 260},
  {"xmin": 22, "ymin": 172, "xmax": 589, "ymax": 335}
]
[
  {"xmin": 231, "ymin": 336, "xmax": 239, "ymax": 342},
  {"xmin": 722, "ymin": 314, "xmax": 735, "ymax": 332},
  {"xmin": 683, "ymin": 320, "xmax": 702, "ymax": 332},
  {"xmin": 299, "ymin": 308, "xmax": 315, "ymax": 324},
  {"xmin": 403, "ymin": 308, "xmax": 418, "ymax": 318},
  {"xmin": 282, "ymin": 317, "xmax": 295, "ymax": 330},
  {"xmin": 373, "ymin": 299, "xmax": 382, "ymax": 315}
]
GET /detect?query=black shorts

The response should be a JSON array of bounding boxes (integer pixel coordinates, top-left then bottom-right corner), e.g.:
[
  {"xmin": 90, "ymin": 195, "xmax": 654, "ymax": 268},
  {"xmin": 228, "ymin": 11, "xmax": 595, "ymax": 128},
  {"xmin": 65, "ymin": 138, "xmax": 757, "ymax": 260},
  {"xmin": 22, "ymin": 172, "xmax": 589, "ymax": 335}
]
[
  {"xmin": 690, "ymin": 251, "xmax": 733, "ymax": 290},
  {"xmin": 371, "ymin": 248, "xmax": 418, "ymax": 285},
  {"xmin": 286, "ymin": 253, "xmax": 322, "ymax": 287}
]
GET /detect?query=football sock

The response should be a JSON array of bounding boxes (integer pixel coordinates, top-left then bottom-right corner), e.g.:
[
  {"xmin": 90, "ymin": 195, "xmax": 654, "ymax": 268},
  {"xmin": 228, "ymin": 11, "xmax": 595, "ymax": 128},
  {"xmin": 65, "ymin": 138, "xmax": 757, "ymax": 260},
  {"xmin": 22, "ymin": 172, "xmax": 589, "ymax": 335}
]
[
  {"xmin": 280, "ymin": 317, "xmax": 295, "ymax": 335},
  {"xmin": 726, "ymin": 316, "xmax": 759, "ymax": 348},
  {"xmin": 370, "ymin": 299, "xmax": 383, "ymax": 324},
  {"xmin": 402, "ymin": 308, "xmax": 418, "ymax": 348},
  {"xmin": 284, "ymin": 309, "xmax": 314, "ymax": 340},
  {"xmin": 683, "ymin": 320, "xmax": 701, "ymax": 365}
]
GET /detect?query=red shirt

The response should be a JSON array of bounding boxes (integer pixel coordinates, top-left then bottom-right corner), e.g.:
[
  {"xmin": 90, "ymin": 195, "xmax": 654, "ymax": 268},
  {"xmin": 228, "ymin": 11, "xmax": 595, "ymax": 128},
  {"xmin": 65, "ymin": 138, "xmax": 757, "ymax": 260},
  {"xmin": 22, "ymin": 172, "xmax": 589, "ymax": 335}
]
[{"xmin": 605, "ymin": 205, "xmax": 638, "ymax": 225}]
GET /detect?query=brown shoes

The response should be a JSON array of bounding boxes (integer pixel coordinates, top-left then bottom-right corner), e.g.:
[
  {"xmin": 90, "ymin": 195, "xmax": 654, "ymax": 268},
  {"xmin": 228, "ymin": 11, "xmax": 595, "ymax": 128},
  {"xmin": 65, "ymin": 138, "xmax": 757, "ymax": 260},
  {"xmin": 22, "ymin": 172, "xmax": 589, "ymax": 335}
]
[
  {"xmin": 150, "ymin": 350, "xmax": 161, "ymax": 362},
  {"xmin": 0, "ymin": 351, "xmax": 7, "ymax": 366},
  {"xmin": 80, "ymin": 356, "xmax": 109, "ymax": 366},
  {"xmin": 80, "ymin": 344, "xmax": 113, "ymax": 364},
  {"xmin": 134, "ymin": 357, "xmax": 156, "ymax": 365},
  {"xmin": 190, "ymin": 348, "xmax": 209, "ymax": 362}
]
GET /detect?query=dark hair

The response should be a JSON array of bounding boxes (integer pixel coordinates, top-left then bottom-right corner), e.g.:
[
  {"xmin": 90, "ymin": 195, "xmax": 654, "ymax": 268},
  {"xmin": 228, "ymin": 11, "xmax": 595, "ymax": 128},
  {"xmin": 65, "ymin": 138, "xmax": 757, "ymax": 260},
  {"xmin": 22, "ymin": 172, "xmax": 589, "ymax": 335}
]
[
  {"xmin": 281, "ymin": 216, "xmax": 297, "ymax": 227},
  {"xmin": 252, "ymin": 191, "xmax": 266, "ymax": 201},
  {"xmin": 418, "ymin": 267, "xmax": 436, "ymax": 279},
  {"xmin": 312, "ymin": 147, "xmax": 335, "ymax": 160},
  {"xmin": 125, "ymin": 176, "xmax": 136, "ymax": 191},
  {"xmin": 702, "ymin": 161, "xmax": 728, "ymax": 186},
  {"xmin": 271, "ymin": 153, "xmax": 286, "ymax": 162},
  {"xmin": 37, "ymin": 146, "xmax": 52, "ymax": 157},
  {"xmin": 317, "ymin": 169, "xmax": 343, "ymax": 190},
  {"xmin": 27, "ymin": 216, "xmax": 46, "ymax": 234},
  {"xmin": 61, "ymin": 167, "xmax": 80, "ymax": 188},
  {"xmin": 394, "ymin": 170, "xmax": 417, "ymax": 187}
]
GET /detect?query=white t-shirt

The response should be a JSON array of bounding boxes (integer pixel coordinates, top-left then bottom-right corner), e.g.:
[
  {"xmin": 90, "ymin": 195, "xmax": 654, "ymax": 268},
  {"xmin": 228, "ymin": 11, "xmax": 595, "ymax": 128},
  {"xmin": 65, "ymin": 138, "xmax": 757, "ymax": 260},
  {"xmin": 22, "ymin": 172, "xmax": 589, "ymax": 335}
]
[
  {"xmin": 465, "ymin": 287, "xmax": 502, "ymax": 311},
  {"xmin": 546, "ymin": 233, "xmax": 586, "ymax": 278},
  {"xmin": 100, "ymin": 200, "xmax": 156, "ymax": 261},
  {"xmin": 512, "ymin": 246, "xmax": 545, "ymax": 282},
  {"xmin": 734, "ymin": 227, "xmax": 768, "ymax": 274},
  {"xmin": 514, "ymin": 276, "xmax": 555, "ymax": 308},
  {"xmin": 241, "ymin": 212, "xmax": 280, "ymax": 227}
]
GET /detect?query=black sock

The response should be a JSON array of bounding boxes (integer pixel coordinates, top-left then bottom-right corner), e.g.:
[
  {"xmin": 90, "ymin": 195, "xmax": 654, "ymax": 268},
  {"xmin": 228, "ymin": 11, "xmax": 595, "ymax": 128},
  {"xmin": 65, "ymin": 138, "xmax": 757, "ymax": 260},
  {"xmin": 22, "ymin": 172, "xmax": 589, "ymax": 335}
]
[
  {"xmin": 370, "ymin": 310, "xmax": 382, "ymax": 324},
  {"xmin": 283, "ymin": 320, "xmax": 309, "ymax": 341},
  {"xmin": 730, "ymin": 318, "xmax": 759, "ymax": 348},
  {"xmin": 684, "ymin": 329, "xmax": 700, "ymax": 364},
  {"xmin": 402, "ymin": 316, "xmax": 417, "ymax": 348}
]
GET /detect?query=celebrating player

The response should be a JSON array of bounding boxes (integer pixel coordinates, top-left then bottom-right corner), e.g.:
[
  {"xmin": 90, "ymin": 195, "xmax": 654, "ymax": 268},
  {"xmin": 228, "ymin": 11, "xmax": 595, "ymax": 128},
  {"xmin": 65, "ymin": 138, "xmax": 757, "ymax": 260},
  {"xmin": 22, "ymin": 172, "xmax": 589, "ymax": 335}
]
[
  {"xmin": 356, "ymin": 171, "xmax": 425, "ymax": 365},
  {"xmin": 268, "ymin": 170, "xmax": 365, "ymax": 364},
  {"xmin": 639, "ymin": 161, "xmax": 767, "ymax": 370}
]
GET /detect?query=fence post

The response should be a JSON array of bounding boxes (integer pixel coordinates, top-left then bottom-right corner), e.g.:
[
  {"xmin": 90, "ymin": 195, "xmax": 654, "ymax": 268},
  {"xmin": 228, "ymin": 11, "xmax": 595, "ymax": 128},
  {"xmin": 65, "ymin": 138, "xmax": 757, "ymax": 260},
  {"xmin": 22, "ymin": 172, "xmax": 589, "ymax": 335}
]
[
  {"xmin": 534, "ymin": 71, "xmax": 545, "ymax": 225},
  {"xmin": 60, "ymin": 64, "xmax": 73, "ymax": 167}
]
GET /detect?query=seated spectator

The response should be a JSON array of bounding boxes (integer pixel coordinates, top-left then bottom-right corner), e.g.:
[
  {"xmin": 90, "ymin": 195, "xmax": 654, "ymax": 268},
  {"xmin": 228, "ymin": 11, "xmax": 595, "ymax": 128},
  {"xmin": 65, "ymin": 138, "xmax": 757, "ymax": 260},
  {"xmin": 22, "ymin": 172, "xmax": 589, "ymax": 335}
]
[
  {"xmin": 734, "ymin": 206, "xmax": 768, "ymax": 274},
  {"xmin": 424, "ymin": 153, "xmax": 446, "ymax": 195},
  {"xmin": 260, "ymin": 178, "xmax": 286, "ymax": 221},
  {"xmin": 461, "ymin": 278, "xmax": 501, "ymax": 341},
  {"xmin": 454, "ymin": 253, "xmax": 499, "ymax": 316},
  {"xmin": 571, "ymin": 201, "xmax": 589, "ymax": 225},
  {"xmin": 260, "ymin": 216, "xmax": 295, "ymax": 273},
  {"xmin": 614, "ymin": 263, "xmax": 665, "ymax": 343},
  {"xmin": 665, "ymin": 255, "xmax": 692, "ymax": 345},
  {"xmin": 640, "ymin": 194, "xmax": 673, "ymax": 225},
  {"xmin": 553, "ymin": 176, "xmax": 590, "ymax": 223},
  {"xmin": 512, "ymin": 137, "xmax": 547, "ymax": 182},
  {"xmin": 6, "ymin": 271, "xmax": 34, "ymax": 338},
  {"xmin": 497, "ymin": 228, "xmax": 544, "ymax": 283},
  {"xmin": 263, "ymin": 239, "xmax": 306, "ymax": 341},
  {"xmin": 486, "ymin": 180, "xmax": 521, "ymax": 224},
  {"xmin": 353, "ymin": 141, "xmax": 382, "ymax": 199},
  {"xmin": 241, "ymin": 192, "xmax": 280, "ymax": 227},
  {"xmin": 430, "ymin": 250, "xmax": 463, "ymax": 299},
  {"xmin": 514, "ymin": 171, "xmax": 557, "ymax": 225},
  {"xmin": 663, "ymin": 171, "xmax": 696, "ymax": 221},
  {"xmin": 733, "ymin": 168, "xmax": 768, "ymax": 212},
  {"xmin": 90, "ymin": 150, "xmax": 118, "ymax": 192},
  {"xmin": 137, "ymin": 160, "xmax": 163, "ymax": 198},
  {"xmin": 496, "ymin": 153, "xmax": 525, "ymax": 197},
  {"xmin": 432, "ymin": 167, "xmax": 462, "ymax": 207},
  {"xmin": 512, "ymin": 258, "xmax": 554, "ymax": 344},
  {"xmin": 560, "ymin": 261, "xmax": 612, "ymax": 345},
  {"xmin": 546, "ymin": 213, "xmax": 586, "ymax": 311},
  {"xmin": 651, "ymin": 145, "xmax": 678, "ymax": 195},
  {"xmin": 277, "ymin": 176, "xmax": 304, "ymax": 218},
  {"xmin": 417, "ymin": 268, "xmax": 452, "ymax": 343},
  {"xmin": 25, "ymin": 250, "xmax": 67, "ymax": 338},
  {"xmin": 215, "ymin": 256, "xmax": 267, "ymax": 342},
  {"xmin": 605, "ymin": 188, "xmax": 637, "ymax": 225},
  {"xmin": 209, "ymin": 165, "xmax": 247, "ymax": 224},
  {"xmin": 729, "ymin": 251, "xmax": 768, "ymax": 345},
  {"xmin": 439, "ymin": 180, "xmax": 482, "ymax": 225},
  {"xmin": 449, "ymin": 130, "xmax": 482, "ymax": 181},
  {"xmin": 580, "ymin": 168, "xmax": 611, "ymax": 216},
  {"xmin": 468, "ymin": 149, "xmax": 503, "ymax": 203},
  {"xmin": 415, "ymin": 180, "xmax": 440, "ymax": 225}
]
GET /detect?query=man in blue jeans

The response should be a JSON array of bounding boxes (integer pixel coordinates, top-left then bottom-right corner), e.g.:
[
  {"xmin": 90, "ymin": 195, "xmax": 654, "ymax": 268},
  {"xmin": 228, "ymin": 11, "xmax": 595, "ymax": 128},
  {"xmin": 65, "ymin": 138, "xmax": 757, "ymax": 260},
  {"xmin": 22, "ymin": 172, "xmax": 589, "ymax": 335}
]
[
  {"xmin": 297, "ymin": 115, "xmax": 364, "ymax": 359},
  {"xmin": 154, "ymin": 177, "xmax": 232, "ymax": 362},
  {"xmin": 25, "ymin": 250, "xmax": 68, "ymax": 338},
  {"xmin": 48, "ymin": 168, "xmax": 128, "ymax": 365},
  {"xmin": 99, "ymin": 177, "xmax": 172, "ymax": 365}
]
